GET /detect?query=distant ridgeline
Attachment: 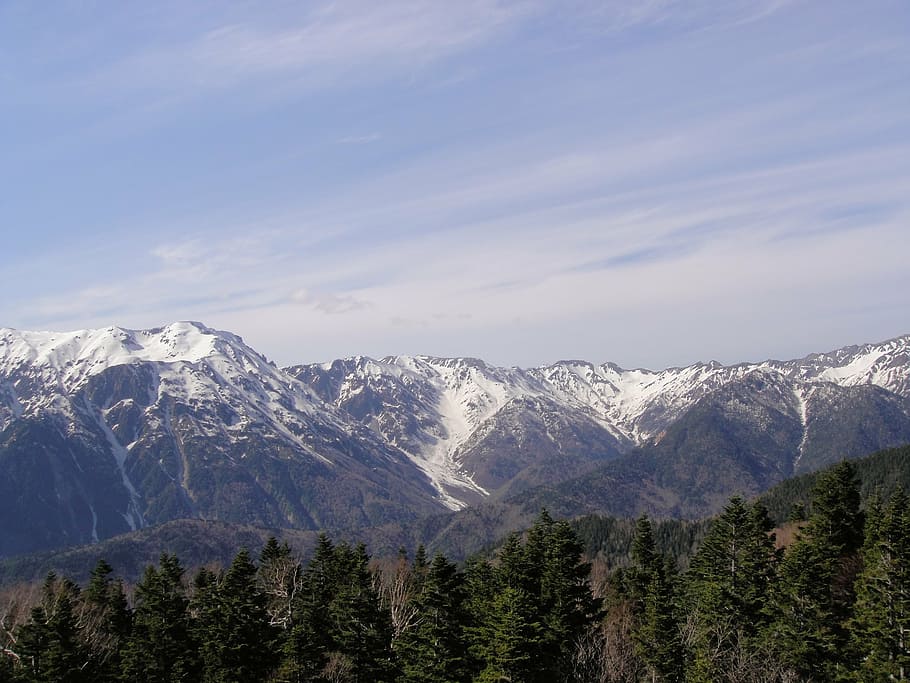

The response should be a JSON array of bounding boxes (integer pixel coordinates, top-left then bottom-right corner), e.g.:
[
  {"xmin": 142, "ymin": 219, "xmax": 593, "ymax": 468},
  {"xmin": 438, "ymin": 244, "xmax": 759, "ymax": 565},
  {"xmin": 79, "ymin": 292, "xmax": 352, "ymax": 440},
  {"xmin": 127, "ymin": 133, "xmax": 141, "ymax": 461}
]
[
  {"xmin": 2, "ymin": 453, "xmax": 909, "ymax": 681},
  {"xmin": 571, "ymin": 443, "xmax": 910, "ymax": 569},
  {"xmin": 2, "ymin": 322, "xmax": 910, "ymax": 559},
  {"xmin": 758, "ymin": 443, "xmax": 910, "ymax": 522}
]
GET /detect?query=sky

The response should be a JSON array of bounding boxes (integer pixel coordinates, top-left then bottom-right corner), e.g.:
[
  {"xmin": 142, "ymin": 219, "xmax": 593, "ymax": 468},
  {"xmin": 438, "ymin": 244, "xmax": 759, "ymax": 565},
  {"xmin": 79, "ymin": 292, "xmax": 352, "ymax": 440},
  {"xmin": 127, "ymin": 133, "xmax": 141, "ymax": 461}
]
[{"xmin": 2, "ymin": 1, "xmax": 909, "ymax": 370}]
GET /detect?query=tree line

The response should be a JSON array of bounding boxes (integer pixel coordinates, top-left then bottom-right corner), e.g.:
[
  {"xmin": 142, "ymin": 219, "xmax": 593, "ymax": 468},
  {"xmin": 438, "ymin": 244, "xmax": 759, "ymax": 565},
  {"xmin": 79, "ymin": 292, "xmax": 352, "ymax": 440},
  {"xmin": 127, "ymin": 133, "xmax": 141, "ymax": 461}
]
[
  {"xmin": 0, "ymin": 461, "xmax": 908, "ymax": 681},
  {"xmin": 0, "ymin": 511, "xmax": 598, "ymax": 682},
  {"xmin": 602, "ymin": 461, "xmax": 910, "ymax": 681}
]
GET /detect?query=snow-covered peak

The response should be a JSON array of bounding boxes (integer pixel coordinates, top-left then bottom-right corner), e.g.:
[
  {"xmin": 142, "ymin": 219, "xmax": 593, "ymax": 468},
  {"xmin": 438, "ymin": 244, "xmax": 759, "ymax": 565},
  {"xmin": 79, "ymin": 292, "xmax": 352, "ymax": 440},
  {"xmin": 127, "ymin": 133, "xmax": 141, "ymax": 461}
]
[
  {"xmin": 2, "ymin": 321, "xmax": 215, "ymax": 369},
  {"xmin": 0, "ymin": 321, "xmax": 337, "ymax": 440},
  {"xmin": 800, "ymin": 335, "xmax": 910, "ymax": 390},
  {"xmin": 0, "ymin": 321, "xmax": 273, "ymax": 392}
]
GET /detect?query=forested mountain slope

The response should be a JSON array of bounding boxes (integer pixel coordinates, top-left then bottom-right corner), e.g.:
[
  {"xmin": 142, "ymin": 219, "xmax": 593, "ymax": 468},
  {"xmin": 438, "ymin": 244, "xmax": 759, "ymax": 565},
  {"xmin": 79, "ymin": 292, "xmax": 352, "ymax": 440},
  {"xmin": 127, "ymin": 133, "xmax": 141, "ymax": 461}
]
[{"xmin": 1, "ymin": 322, "xmax": 908, "ymax": 558}]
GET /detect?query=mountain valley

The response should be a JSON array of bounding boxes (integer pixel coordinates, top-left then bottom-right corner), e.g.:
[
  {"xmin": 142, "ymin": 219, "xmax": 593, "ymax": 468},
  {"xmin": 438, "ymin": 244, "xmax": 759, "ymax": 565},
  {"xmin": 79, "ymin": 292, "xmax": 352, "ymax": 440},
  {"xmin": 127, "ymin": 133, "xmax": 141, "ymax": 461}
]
[{"xmin": 1, "ymin": 322, "xmax": 908, "ymax": 558}]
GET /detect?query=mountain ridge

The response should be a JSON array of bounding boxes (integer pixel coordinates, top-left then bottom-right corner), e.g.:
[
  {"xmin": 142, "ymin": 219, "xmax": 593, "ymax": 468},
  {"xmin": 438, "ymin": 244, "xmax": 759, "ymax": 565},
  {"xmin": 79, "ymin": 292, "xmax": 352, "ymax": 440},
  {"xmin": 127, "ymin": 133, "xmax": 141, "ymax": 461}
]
[{"xmin": 1, "ymin": 322, "xmax": 908, "ymax": 558}]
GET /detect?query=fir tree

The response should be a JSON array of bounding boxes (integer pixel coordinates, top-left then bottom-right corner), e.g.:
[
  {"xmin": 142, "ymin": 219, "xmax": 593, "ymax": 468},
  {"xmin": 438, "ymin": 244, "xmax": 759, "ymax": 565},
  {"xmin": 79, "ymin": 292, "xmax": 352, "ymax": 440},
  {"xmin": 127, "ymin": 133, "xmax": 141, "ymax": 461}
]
[
  {"xmin": 462, "ymin": 556, "xmax": 499, "ymax": 679},
  {"xmin": 194, "ymin": 549, "xmax": 276, "ymax": 682},
  {"xmin": 472, "ymin": 586, "xmax": 543, "ymax": 683},
  {"xmin": 16, "ymin": 573, "xmax": 86, "ymax": 683},
  {"xmin": 258, "ymin": 536, "xmax": 301, "ymax": 635},
  {"xmin": 684, "ymin": 497, "xmax": 779, "ymax": 682},
  {"xmin": 81, "ymin": 559, "xmax": 132, "ymax": 682},
  {"xmin": 280, "ymin": 535, "xmax": 393, "ymax": 682},
  {"xmin": 279, "ymin": 534, "xmax": 335, "ymax": 682},
  {"xmin": 769, "ymin": 461, "xmax": 864, "ymax": 680},
  {"xmin": 396, "ymin": 553, "xmax": 468, "ymax": 683},
  {"xmin": 536, "ymin": 515, "xmax": 603, "ymax": 679},
  {"xmin": 327, "ymin": 542, "xmax": 393, "ymax": 682},
  {"xmin": 471, "ymin": 510, "xmax": 600, "ymax": 682},
  {"xmin": 627, "ymin": 516, "xmax": 682, "ymax": 682},
  {"xmin": 850, "ymin": 489, "xmax": 910, "ymax": 680},
  {"xmin": 121, "ymin": 553, "xmax": 199, "ymax": 682}
]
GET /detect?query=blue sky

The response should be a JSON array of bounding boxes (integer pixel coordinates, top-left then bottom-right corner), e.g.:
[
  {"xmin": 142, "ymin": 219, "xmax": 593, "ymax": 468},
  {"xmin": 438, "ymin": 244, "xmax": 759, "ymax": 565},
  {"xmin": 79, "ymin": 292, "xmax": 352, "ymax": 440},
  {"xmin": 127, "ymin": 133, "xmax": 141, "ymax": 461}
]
[{"xmin": 2, "ymin": 1, "xmax": 909, "ymax": 369}]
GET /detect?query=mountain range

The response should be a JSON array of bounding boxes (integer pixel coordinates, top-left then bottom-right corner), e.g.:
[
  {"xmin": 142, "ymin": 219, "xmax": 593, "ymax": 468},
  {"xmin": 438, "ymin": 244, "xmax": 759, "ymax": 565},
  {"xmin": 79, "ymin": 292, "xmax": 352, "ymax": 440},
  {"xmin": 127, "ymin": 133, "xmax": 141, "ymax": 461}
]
[{"xmin": 1, "ymin": 321, "xmax": 909, "ymax": 558}]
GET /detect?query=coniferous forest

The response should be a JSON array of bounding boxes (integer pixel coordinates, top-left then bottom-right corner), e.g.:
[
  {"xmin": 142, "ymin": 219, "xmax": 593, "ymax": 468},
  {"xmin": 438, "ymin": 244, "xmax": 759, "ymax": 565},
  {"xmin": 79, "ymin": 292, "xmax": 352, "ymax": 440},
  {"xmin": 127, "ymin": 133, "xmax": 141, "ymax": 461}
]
[{"xmin": 0, "ymin": 462, "xmax": 908, "ymax": 682}]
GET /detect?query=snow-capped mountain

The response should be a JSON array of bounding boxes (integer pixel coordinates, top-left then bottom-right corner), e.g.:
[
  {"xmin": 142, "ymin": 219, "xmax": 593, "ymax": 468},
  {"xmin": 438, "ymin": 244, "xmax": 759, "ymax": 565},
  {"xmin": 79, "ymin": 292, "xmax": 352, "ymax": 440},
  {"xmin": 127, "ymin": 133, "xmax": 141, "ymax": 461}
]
[
  {"xmin": 287, "ymin": 355, "xmax": 624, "ymax": 507},
  {"xmin": 291, "ymin": 334, "xmax": 910, "ymax": 500},
  {"xmin": 0, "ymin": 322, "xmax": 443, "ymax": 557},
  {"xmin": 1, "ymin": 323, "xmax": 908, "ymax": 558}
]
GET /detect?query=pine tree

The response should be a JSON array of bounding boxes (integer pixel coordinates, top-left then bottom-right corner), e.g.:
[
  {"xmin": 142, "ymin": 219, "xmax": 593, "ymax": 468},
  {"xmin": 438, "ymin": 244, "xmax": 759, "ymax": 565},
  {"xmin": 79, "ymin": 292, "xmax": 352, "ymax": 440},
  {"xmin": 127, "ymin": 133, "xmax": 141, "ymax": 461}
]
[
  {"xmin": 472, "ymin": 586, "xmax": 544, "ymax": 683},
  {"xmin": 280, "ymin": 535, "xmax": 393, "ymax": 682},
  {"xmin": 539, "ymin": 517, "xmax": 603, "ymax": 679},
  {"xmin": 469, "ymin": 510, "xmax": 600, "ymax": 682},
  {"xmin": 850, "ymin": 489, "xmax": 910, "ymax": 680},
  {"xmin": 632, "ymin": 515, "xmax": 659, "ymax": 576},
  {"xmin": 194, "ymin": 549, "xmax": 276, "ymax": 682},
  {"xmin": 81, "ymin": 559, "xmax": 132, "ymax": 682},
  {"xmin": 279, "ymin": 534, "xmax": 334, "ymax": 682},
  {"xmin": 496, "ymin": 533, "xmax": 529, "ymax": 593},
  {"xmin": 16, "ymin": 573, "xmax": 86, "ymax": 683},
  {"xmin": 327, "ymin": 542, "xmax": 393, "ymax": 682},
  {"xmin": 769, "ymin": 461, "xmax": 864, "ymax": 680},
  {"xmin": 396, "ymin": 553, "xmax": 468, "ymax": 683},
  {"xmin": 627, "ymin": 516, "xmax": 682, "ymax": 682},
  {"xmin": 684, "ymin": 497, "xmax": 779, "ymax": 682},
  {"xmin": 121, "ymin": 553, "xmax": 199, "ymax": 682},
  {"xmin": 516, "ymin": 510, "xmax": 602, "ymax": 681},
  {"xmin": 462, "ymin": 556, "xmax": 498, "ymax": 680},
  {"xmin": 258, "ymin": 537, "xmax": 301, "ymax": 638}
]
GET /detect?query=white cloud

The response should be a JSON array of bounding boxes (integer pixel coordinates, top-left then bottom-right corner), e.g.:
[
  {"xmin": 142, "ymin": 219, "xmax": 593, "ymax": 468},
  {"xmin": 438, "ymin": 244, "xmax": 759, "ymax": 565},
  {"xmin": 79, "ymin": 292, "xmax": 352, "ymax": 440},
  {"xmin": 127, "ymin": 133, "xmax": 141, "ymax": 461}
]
[
  {"xmin": 3, "ymin": 0, "xmax": 908, "ymax": 369},
  {"xmin": 566, "ymin": 0, "xmax": 793, "ymax": 33},
  {"xmin": 76, "ymin": 1, "xmax": 538, "ymax": 99},
  {"xmin": 290, "ymin": 289, "xmax": 370, "ymax": 315}
]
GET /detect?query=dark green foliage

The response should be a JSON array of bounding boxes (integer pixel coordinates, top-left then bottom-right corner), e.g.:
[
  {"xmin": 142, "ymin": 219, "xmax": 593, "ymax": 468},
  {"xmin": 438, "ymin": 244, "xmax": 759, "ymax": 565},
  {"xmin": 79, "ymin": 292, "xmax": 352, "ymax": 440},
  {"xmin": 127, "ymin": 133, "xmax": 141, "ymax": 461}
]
[
  {"xmin": 396, "ymin": 553, "xmax": 468, "ymax": 683},
  {"xmin": 121, "ymin": 553, "xmax": 199, "ymax": 682},
  {"xmin": 472, "ymin": 586, "xmax": 544, "ymax": 683},
  {"xmin": 571, "ymin": 512, "xmax": 711, "ymax": 571},
  {"xmin": 684, "ymin": 498, "xmax": 779, "ymax": 681},
  {"xmin": 760, "ymin": 444, "xmax": 910, "ymax": 524},
  {"xmin": 193, "ymin": 549, "xmax": 277, "ymax": 682},
  {"xmin": 768, "ymin": 461, "xmax": 864, "ymax": 680},
  {"xmin": 849, "ymin": 489, "xmax": 910, "ymax": 680},
  {"xmin": 464, "ymin": 510, "xmax": 601, "ymax": 682},
  {"xmin": 527, "ymin": 511, "xmax": 602, "ymax": 676},
  {"xmin": 327, "ymin": 543, "xmax": 393, "ymax": 681},
  {"xmin": 15, "ymin": 573, "xmax": 86, "ymax": 683},
  {"xmin": 257, "ymin": 536, "xmax": 300, "ymax": 633},
  {"xmin": 624, "ymin": 516, "xmax": 683, "ymax": 682},
  {"xmin": 5, "ymin": 470, "xmax": 910, "ymax": 683},
  {"xmin": 81, "ymin": 559, "xmax": 132, "ymax": 681},
  {"xmin": 280, "ymin": 534, "xmax": 393, "ymax": 682}
]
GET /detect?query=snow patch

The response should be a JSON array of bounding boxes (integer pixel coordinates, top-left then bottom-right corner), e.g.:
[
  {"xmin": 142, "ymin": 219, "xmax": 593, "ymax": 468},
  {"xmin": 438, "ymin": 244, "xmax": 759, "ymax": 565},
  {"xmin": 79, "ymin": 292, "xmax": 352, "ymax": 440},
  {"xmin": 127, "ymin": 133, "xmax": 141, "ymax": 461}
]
[
  {"xmin": 89, "ymin": 504, "xmax": 99, "ymax": 543},
  {"xmin": 91, "ymin": 406, "xmax": 144, "ymax": 531},
  {"xmin": 793, "ymin": 385, "xmax": 812, "ymax": 470}
]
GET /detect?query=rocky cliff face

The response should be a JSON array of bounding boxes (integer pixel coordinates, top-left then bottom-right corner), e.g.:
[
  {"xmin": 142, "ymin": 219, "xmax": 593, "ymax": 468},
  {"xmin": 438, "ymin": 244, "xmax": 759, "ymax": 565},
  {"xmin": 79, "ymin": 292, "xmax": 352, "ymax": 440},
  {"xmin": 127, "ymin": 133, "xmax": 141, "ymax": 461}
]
[
  {"xmin": 1, "ymin": 323, "xmax": 908, "ymax": 557},
  {"xmin": 0, "ymin": 323, "xmax": 443, "ymax": 556}
]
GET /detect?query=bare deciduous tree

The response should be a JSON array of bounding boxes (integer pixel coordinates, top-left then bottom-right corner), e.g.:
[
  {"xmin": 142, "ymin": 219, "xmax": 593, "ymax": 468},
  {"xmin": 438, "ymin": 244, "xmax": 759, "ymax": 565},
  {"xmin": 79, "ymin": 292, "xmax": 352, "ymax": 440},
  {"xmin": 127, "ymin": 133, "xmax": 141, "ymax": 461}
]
[
  {"xmin": 374, "ymin": 556, "xmax": 422, "ymax": 644},
  {"xmin": 258, "ymin": 554, "xmax": 302, "ymax": 630},
  {"xmin": 571, "ymin": 601, "xmax": 644, "ymax": 683}
]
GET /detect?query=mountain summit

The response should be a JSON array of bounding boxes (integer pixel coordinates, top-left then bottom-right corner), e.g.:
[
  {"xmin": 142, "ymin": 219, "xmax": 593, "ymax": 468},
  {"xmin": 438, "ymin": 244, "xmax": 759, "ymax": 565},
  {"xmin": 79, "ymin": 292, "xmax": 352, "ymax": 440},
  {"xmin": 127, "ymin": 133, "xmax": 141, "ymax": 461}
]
[{"xmin": 1, "ymin": 323, "xmax": 908, "ymax": 557}]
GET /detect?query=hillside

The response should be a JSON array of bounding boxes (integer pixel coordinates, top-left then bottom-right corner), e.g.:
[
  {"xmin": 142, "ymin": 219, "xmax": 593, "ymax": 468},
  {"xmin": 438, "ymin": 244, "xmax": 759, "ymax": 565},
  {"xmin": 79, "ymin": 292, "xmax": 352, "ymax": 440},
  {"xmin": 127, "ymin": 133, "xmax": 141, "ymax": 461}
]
[
  {"xmin": 3, "ymin": 443, "xmax": 908, "ymax": 587},
  {"xmin": 1, "ymin": 323, "xmax": 908, "ymax": 558}
]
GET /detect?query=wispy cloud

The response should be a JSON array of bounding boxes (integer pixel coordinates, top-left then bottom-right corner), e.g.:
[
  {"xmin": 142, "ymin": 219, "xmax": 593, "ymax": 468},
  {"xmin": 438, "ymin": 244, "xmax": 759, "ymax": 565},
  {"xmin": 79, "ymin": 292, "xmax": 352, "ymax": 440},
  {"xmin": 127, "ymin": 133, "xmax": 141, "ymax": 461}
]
[
  {"xmin": 73, "ymin": 1, "xmax": 538, "ymax": 100},
  {"xmin": 3, "ymin": 0, "xmax": 908, "ymax": 368},
  {"xmin": 290, "ymin": 289, "xmax": 370, "ymax": 315},
  {"xmin": 337, "ymin": 133, "xmax": 382, "ymax": 145},
  {"xmin": 569, "ymin": 0, "xmax": 793, "ymax": 33}
]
